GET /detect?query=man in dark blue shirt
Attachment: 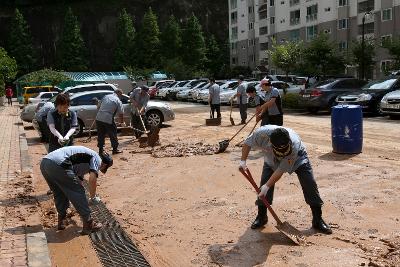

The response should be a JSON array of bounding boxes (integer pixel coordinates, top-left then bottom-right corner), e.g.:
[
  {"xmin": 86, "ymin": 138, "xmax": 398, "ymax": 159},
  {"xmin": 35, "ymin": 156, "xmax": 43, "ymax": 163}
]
[{"xmin": 40, "ymin": 146, "xmax": 113, "ymax": 234}]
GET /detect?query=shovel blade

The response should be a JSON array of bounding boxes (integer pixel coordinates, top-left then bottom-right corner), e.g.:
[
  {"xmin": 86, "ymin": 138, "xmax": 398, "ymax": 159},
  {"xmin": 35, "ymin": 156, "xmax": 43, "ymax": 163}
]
[
  {"xmin": 147, "ymin": 126, "xmax": 160, "ymax": 147},
  {"xmin": 275, "ymin": 221, "xmax": 306, "ymax": 246},
  {"xmin": 216, "ymin": 139, "xmax": 229, "ymax": 154}
]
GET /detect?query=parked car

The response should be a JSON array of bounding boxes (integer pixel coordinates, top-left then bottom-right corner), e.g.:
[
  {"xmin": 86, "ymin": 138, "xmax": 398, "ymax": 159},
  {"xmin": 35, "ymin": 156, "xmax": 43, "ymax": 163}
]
[
  {"xmin": 166, "ymin": 79, "xmax": 208, "ymax": 100},
  {"xmin": 301, "ymin": 78, "xmax": 367, "ymax": 114},
  {"xmin": 380, "ymin": 89, "xmax": 400, "ymax": 119},
  {"xmin": 63, "ymin": 83, "xmax": 117, "ymax": 95},
  {"xmin": 176, "ymin": 81, "xmax": 208, "ymax": 101},
  {"xmin": 148, "ymin": 80, "xmax": 175, "ymax": 98},
  {"xmin": 336, "ymin": 78, "xmax": 400, "ymax": 115},
  {"xmin": 20, "ymin": 103, "xmax": 39, "ymax": 122},
  {"xmin": 220, "ymin": 81, "xmax": 259, "ymax": 105},
  {"xmin": 31, "ymin": 90, "xmax": 175, "ymax": 137},
  {"xmin": 157, "ymin": 80, "xmax": 188, "ymax": 99},
  {"xmin": 22, "ymin": 86, "xmax": 61, "ymax": 104},
  {"xmin": 28, "ymin": 92, "xmax": 59, "ymax": 104}
]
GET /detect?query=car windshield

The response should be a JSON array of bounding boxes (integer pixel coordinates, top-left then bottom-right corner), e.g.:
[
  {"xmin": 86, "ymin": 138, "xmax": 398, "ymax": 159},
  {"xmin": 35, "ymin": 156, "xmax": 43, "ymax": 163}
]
[
  {"xmin": 314, "ymin": 79, "xmax": 335, "ymax": 89},
  {"xmin": 362, "ymin": 79, "xmax": 397, "ymax": 90},
  {"xmin": 150, "ymin": 81, "xmax": 157, "ymax": 86}
]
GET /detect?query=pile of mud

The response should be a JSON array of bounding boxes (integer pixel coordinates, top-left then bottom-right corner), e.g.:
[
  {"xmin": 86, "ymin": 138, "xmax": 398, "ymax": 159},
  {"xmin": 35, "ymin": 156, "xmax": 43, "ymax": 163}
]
[
  {"xmin": 362, "ymin": 236, "xmax": 400, "ymax": 267},
  {"xmin": 152, "ymin": 142, "xmax": 218, "ymax": 158}
]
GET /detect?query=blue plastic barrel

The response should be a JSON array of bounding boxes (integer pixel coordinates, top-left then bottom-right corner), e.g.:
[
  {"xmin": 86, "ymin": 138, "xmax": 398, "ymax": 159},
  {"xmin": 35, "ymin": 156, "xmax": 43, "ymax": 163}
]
[{"xmin": 331, "ymin": 105, "xmax": 363, "ymax": 154}]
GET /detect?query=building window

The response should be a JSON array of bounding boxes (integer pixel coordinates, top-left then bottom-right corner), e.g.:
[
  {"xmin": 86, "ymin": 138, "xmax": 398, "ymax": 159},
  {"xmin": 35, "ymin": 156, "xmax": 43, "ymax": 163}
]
[
  {"xmin": 232, "ymin": 57, "xmax": 237, "ymax": 64},
  {"xmin": 290, "ymin": 29, "xmax": 300, "ymax": 41},
  {"xmin": 259, "ymin": 10, "xmax": 268, "ymax": 20},
  {"xmin": 248, "ymin": 39, "xmax": 255, "ymax": 46},
  {"xmin": 381, "ymin": 60, "xmax": 393, "ymax": 72},
  {"xmin": 358, "ymin": 22, "xmax": 374, "ymax": 35},
  {"xmin": 249, "ymin": 22, "xmax": 254, "ymax": 30},
  {"xmin": 270, "ymin": 16, "xmax": 275, "ymax": 24},
  {"xmin": 250, "ymin": 54, "xmax": 256, "ymax": 63},
  {"xmin": 270, "ymin": 0, "xmax": 275, "ymax": 6},
  {"xmin": 231, "ymin": 27, "xmax": 238, "ymax": 40},
  {"xmin": 231, "ymin": 12, "xmax": 238, "ymax": 24},
  {"xmin": 382, "ymin": 8, "xmax": 392, "ymax": 21},
  {"xmin": 338, "ymin": 18, "xmax": 349, "ymax": 29},
  {"xmin": 260, "ymin": 42, "xmax": 269, "ymax": 50},
  {"xmin": 381, "ymin": 35, "xmax": 392, "ymax": 45},
  {"xmin": 306, "ymin": 4, "xmax": 318, "ymax": 22},
  {"xmin": 260, "ymin": 26, "xmax": 269, "ymax": 35},
  {"xmin": 358, "ymin": 0, "xmax": 374, "ymax": 13},
  {"xmin": 230, "ymin": 0, "xmax": 237, "ymax": 9},
  {"xmin": 338, "ymin": 41, "xmax": 348, "ymax": 51},
  {"xmin": 306, "ymin": 25, "xmax": 318, "ymax": 40},
  {"xmin": 248, "ymin": 6, "xmax": 254, "ymax": 14},
  {"xmin": 290, "ymin": 0, "xmax": 299, "ymax": 6},
  {"xmin": 290, "ymin": 10, "xmax": 300, "ymax": 25},
  {"xmin": 338, "ymin": 0, "xmax": 348, "ymax": 7},
  {"xmin": 324, "ymin": 28, "xmax": 331, "ymax": 34}
]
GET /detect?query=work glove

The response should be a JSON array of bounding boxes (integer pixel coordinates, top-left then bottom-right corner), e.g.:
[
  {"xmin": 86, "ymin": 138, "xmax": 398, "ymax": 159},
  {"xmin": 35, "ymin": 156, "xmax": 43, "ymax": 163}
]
[
  {"xmin": 258, "ymin": 184, "xmax": 270, "ymax": 198},
  {"xmin": 58, "ymin": 137, "xmax": 68, "ymax": 146},
  {"xmin": 89, "ymin": 195, "xmax": 101, "ymax": 205},
  {"xmin": 239, "ymin": 160, "xmax": 247, "ymax": 170}
]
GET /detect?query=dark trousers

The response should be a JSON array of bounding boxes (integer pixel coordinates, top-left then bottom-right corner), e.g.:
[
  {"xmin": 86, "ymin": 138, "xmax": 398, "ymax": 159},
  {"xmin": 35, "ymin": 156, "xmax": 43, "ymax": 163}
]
[
  {"xmin": 131, "ymin": 113, "xmax": 147, "ymax": 138},
  {"xmin": 210, "ymin": 104, "xmax": 221, "ymax": 118},
  {"xmin": 96, "ymin": 120, "xmax": 118, "ymax": 152},
  {"xmin": 239, "ymin": 103, "xmax": 247, "ymax": 123},
  {"xmin": 256, "ymin": 159, "xmax": 323, "ymax": 208},
  {"xmin": 261, "ymin": 114, "xmax": 283, "ymax": 126},
  {"xmin": 40, "ymin": 159, "xmax": 91, "ymax": 221},
  {"xmin": 38, "ymin": 119, "xmax": 50, "ymax": 142},
  {"xmin": 7, "ymin": 97, "xmax": 12, "ymax": 105}
]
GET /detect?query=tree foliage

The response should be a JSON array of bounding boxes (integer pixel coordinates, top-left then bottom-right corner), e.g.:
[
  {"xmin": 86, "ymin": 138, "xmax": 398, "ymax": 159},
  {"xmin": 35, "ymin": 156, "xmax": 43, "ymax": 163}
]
[
  {"xmin": 382, "ymin": 37, "xmax": 400, "ymax": 71},
  {"xmin": 57, "ymin": 7, "xmax": 88, "ymax": 71},
  {"xmin": 160, "ymin": 15, "xmax": 182, "ymax": 61},
  {"xmin": 206, "ymin": 35, "xmax": 223, "ymax": 77},
  {"xmin": 8, "ymin": 8, "xmax": 37, "ymax": 75},
  {"xmin": 181, "ymin": 14, "xmax": 207, "ymax": 70},
  {"xmin": 114, "ymin": 8, "xmax": 135, "ymax": 70},
  {"xmin": 299, "ymin": 33, "xmax": 346, "ymax": 76},
  {"xmin": 0, "ymin": 47, "xmax": 18, "ymax": 96},
  {"xmin": 350, "ymin": 38, "xmax": 375, "ymax": 79},
  {"xmin": 18, "ymin": 68, "xmax": 71, "ymax": 86},
  {"xmin": 136, "ymin": 7, "xmax": 160, "ymax": 69}
]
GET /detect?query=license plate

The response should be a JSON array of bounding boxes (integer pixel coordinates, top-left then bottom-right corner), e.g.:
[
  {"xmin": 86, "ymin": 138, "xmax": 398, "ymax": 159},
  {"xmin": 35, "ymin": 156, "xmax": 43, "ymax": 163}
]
[
  {"xmin": 388, "ymin": 104, "xmax": 400, "ymax": 109},
  {"xmin": 302, "ymin": 94, "xmax": 310, "ymax": 98}
]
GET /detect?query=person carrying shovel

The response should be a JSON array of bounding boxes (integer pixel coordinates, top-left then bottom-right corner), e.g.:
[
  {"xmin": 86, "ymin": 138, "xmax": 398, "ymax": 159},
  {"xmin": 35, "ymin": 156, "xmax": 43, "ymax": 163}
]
[
  {"xmin": 208, "ymin": 77, "xmax": 221, "ymax": 119},
  {"xmin": 257, "ymin": 78, "xmax": 283, "ymax": 126},
  {"xmin": 130, "ymin": 85, "xmax": 150, "ymax": 139},
  {"xmin": 239, "ymin": 125, "xmax": 332, "ymax": 234}
]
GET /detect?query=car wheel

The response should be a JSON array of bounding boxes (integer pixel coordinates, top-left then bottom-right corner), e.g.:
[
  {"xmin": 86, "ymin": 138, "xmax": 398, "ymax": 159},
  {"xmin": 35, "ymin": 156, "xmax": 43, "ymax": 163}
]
[
  {"xmin": 147, "ymin": 110, "xmax": 163, "ymax": 127},
  {"xmin": 307, "ymin": 107, "xmax": 319, "ymax": 114},
  {"xmin": 74, "ymin": 119, "xmax": 85, "ymax": 137},
  {"xmin": 389, "ymin": 115, "xmax": 400, "ymax": 120}
]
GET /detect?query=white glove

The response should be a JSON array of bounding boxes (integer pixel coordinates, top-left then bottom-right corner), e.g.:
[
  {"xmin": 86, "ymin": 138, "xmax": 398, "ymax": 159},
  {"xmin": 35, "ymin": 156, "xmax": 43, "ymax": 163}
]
[
  {"xmin": 58, "ymin": 138, "xmax": 65, "ymax": 145},
  {"xmin": 89, "ymin": 195, "xmax": 101, "ymax": 205},
  {"xmin": 239, "ymin": 160, "xmax": 247, "ymax": 170},
  {"xmin": 258, "ymin": 184, "xmax": 270, "ymax": 198}
]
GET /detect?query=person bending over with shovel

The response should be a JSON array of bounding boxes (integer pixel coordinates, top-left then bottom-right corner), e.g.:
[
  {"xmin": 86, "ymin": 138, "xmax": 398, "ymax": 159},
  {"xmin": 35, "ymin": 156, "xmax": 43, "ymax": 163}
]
[
  {"xmin": 47, "ymin": 93, "xmax": 78, "ymax": 152},
  {"xmin": 40, "ymin": 146, "xmax": 113, "ymax": 234},
  {"xmin": 130, "ymin": 85, "xmax": 150, "ymax": 139},
  {"xmin": 240, "ymin": 125, "xmax": 332, "ymax": 234}
]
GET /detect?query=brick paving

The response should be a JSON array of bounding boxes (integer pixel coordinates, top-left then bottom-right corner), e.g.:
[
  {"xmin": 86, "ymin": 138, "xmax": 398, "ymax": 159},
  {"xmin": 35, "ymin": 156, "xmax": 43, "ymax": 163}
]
[{"xmin": 0, "ymin": 105, "xmax": 39, "ymax": 267}]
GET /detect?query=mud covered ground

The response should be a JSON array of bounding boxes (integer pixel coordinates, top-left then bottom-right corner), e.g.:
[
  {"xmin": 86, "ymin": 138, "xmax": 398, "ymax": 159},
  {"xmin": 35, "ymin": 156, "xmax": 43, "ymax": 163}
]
[{"xmin": 26, "ymin": 102, "xmax": 400, "ymax": 266}]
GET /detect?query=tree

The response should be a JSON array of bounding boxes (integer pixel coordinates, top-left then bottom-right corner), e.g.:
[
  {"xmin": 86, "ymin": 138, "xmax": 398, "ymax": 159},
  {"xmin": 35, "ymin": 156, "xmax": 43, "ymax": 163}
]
[
  {"xmin": 350, "ymin": 39, "xmax": 375, "ymax": 80},
  {"xmin": 206, "ymin": 35, "xmax": 222, "ymax": 77},
  {"xmin": 57, "ymin": 7, "xmax": 88, "ymax": 71},
  {"xmin": 181, "ymin": 14, "xmax": 207, "ymax": 70},
  {"xmin": 382, "ymin": 37, "xmax": 400, "ymax": 72},
  {"xmin": 18, "ymin": 69, "xmax": 70, "ymax": 87},
  {"xmin": 160, "ymin": 15, "xmax": 182, "ymax": 61},
  {"xmin": 300, "ymin": 33, "xmax": 346, "ymax": 77},
  {"xmin": 114, "ymin": 9, "xmax": 136, "ymax": 70},
  {"xmin": 136, "ymin": 7, "xmax": 160, "ymax": 69},
  {"xmin": 269, "ymin": 39, "xmax": 303, "ymax": 94},
  {"xmin": 0, "ymin": 47, "xmax": 18, "ymax": 96},
  {"xmin": 8, "ymin": 8, "xmax": 37, "ymax": 75}
]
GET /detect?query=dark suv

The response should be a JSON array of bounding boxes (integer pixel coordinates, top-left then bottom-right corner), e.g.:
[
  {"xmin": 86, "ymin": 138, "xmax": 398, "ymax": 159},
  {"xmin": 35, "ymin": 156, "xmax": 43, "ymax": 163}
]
[
  {"xmin": 336, "ymin": 77, "xmax": 400, "ymax": 115},
  {"xmin": 301, "ymin": 78, "xmax": 367, "ymax": 114}
]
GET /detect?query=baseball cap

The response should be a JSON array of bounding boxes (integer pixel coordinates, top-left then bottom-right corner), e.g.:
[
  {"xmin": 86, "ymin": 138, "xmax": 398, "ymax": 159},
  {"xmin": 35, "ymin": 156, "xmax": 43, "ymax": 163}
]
[
  {"xmin": 100, "ymin": 152, "xmax": 113, "ymax": 173},
  {"xmin": 260, "ymin": 78, "xmax": 271, "ymax": 86},
  {"xmin": 270, "ymin": 128, "xmax": 292, "ymax": 158}
]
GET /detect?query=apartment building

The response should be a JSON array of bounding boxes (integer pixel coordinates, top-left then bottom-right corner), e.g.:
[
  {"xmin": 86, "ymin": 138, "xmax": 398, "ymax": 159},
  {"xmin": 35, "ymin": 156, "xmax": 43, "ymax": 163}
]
[{"xmin": 229, "ymin": 0, "xmax": 400, "ymax": 79}]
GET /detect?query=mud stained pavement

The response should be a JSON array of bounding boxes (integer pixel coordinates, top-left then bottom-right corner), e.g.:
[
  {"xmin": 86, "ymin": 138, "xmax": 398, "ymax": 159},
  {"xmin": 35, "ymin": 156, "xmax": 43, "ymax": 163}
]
[{"xmin": 25, "ymin": 103, "xmax": 400, "ymax": 267}]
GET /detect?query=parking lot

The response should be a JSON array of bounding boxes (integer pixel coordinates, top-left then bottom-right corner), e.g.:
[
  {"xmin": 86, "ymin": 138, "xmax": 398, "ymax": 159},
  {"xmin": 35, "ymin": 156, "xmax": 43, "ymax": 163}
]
[{"xmin": 24, "ymin": 101, "xmax": 400, "ymax": 267}]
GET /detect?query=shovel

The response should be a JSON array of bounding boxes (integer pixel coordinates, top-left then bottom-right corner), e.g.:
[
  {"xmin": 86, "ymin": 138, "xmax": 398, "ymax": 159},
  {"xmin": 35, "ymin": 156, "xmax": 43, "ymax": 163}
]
[
  {"xmin": 216, "ymin": 113, "xmax": 256, "ymax": 154},
  {"xmin": 136, "ymin": 107, "xmax": 159, "ymax": 147},
  {"xmin": 239, "ymin": 168, "xmax": 306, "ymax": 245},
  {"xmin": 229, "ymin": 100, "xmax": 235, "ymax": 126},
  {"xmin": 235, "ymin": 119, "xmax": 259, "ymax": 147}
]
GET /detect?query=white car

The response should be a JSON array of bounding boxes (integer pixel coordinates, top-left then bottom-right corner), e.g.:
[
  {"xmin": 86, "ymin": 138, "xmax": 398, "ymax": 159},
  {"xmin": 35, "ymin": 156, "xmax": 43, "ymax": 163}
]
[{"xmin": 28, "ymin": 92, "xmax": 58, "ymax": 104}]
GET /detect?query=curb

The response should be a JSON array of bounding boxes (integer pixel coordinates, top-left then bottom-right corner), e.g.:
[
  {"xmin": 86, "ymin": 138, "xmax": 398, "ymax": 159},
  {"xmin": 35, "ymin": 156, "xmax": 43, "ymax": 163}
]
[{"xmin": 18, "ymin": 118, "xmax": 52, "ymax": 267}]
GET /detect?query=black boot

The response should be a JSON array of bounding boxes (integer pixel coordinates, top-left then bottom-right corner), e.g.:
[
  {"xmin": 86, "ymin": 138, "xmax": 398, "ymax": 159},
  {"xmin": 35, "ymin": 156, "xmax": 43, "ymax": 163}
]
[
  {"xmin": 57, "ymin": 214, "xmax": 66, "ymax": 230},
  {"xmin": 251, "ymin": 206, "xmax": 268, "ymax": 229},
  {"xmin": 311, "ymin": 206, "xmax": 332, "ymax": 234}
]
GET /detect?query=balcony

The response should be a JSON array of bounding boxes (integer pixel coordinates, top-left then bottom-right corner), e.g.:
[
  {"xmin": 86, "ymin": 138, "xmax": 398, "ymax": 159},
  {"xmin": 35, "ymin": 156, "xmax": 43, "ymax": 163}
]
[
  {"xmin": 290, "ymin": 0, "xmax": 299, "ymax": 6},
  {"xmin": 290, "ymin": 17, "xmax": 300, "ymax": 25},
  {"xmin": 306, "ymin": 13, "xmax": 317, "ymax": 22}
]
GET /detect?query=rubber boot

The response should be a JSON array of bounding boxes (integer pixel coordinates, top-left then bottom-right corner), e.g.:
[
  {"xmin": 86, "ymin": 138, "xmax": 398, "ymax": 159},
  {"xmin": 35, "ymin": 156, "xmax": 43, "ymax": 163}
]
[
  {"xmin": 311, "ymin": 206, "xmax": 332, "ymax": 234},
  {"xmin": 251, "ymin": 205, "xmax": 268, "ymax": 229},
  {"xmin": 57, "ymin": 215, "xmax": 66, "ymax": 230},
  {"xmin": 81, "ymin": 219, "xmax": 102, "ymax": 235}
]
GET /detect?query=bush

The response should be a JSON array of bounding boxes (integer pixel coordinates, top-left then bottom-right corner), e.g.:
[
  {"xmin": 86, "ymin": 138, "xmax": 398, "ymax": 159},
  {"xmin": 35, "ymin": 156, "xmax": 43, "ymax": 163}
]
[{"xmin": 282, "ymin": 93, "xmax": 302, "ymax": 109}]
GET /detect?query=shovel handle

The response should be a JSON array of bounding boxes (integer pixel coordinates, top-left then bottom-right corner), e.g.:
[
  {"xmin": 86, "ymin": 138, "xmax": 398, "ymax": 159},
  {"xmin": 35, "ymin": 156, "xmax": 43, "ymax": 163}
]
[
  {"xmin": 229, "ymin": 113, "xmax": 257, "ymax": 142},
  {"xmin": 239, "ymin": 168, "xmax": 282, "ymax": 224},
  {"xmin": 136, "ymin": 107, "xmax": 149, "ymax": 133}
]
